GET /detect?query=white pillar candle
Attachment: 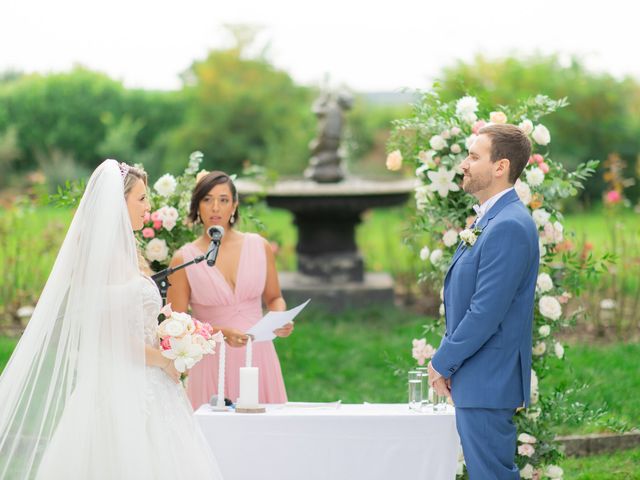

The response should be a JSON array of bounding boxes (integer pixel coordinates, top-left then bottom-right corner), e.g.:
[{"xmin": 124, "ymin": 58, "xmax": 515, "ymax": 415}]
[
  {"xmin": 216, "ymin": 337, "xmax": 226, "ymax": 409},
  {"xmin": 245, "ymin": 335, "xmax": 253, "ymax": 368},
  {"xmin": 238, "ymin": 367, "xmax": 259, "ymax": 407}
]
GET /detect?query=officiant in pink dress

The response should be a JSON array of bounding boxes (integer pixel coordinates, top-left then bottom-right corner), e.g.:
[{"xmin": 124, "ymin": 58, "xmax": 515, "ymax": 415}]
[{"xmin": 167, "ymin": 171, "xmax": 292, "ymax": 409}]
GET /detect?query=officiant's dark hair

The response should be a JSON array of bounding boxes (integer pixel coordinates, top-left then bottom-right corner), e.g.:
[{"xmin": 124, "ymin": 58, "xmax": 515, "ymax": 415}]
[
  {"xmin": 189, "ymin": 171, "xmax": 239, "ymax": 226},
  {"xmin": 479, "ymin": 124, "xmax": 531, "ymax": 184}
]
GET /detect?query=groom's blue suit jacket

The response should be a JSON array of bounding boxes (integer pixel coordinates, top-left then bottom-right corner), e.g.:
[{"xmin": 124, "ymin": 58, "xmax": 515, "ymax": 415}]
[{"xmin": 431, "ymin": 189, "xmax": 539, "ymax": 409}]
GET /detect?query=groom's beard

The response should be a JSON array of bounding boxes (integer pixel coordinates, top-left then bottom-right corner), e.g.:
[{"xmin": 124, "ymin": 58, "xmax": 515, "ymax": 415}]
[{"xmin": 462, "ymin": 172, "xmax": 492, "ymax": 195}]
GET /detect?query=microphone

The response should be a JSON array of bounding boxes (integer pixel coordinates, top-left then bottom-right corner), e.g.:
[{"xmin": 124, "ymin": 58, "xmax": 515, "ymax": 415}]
[{"xmin": 206, "ymin": 225, "xmax": 225, "ymax": 267}]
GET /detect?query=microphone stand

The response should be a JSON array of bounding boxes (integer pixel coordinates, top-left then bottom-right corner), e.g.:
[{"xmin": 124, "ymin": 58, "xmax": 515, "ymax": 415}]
[{"xmin": 151, "ymin": 244, "xmax": 217, "ymax": 307}]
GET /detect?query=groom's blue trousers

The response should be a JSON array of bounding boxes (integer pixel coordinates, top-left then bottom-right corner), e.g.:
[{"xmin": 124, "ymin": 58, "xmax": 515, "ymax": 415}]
[{"xmin": 455, "ymin": 407, "xmax": 520, "ymax": 480}]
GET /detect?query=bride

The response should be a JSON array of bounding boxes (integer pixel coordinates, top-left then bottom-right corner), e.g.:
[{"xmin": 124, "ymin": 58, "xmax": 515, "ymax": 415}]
[{"xmin": 0, "ymin": 160, "xmax": 223, "ymax": 479}]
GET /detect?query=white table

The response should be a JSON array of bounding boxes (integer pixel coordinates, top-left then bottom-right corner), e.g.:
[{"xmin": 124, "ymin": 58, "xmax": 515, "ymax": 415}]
[{"xmin": 195, "ymin": 403, "xmax": 460, "ymax": 480}]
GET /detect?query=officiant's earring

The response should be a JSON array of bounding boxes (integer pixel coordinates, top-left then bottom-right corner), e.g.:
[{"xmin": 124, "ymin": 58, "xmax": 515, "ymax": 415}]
[
  {"xmin": 196, "ymin": 213, "xmax": 202, "ymax": 224},
  {"xmin": 230, "ymin": 212, "xmax": 236, "ymax": 225}
]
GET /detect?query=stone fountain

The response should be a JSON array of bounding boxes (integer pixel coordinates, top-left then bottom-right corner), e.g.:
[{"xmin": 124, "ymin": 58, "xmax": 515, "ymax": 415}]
[{"xmin": 236, "ymin": 90, "xmax": 414, "ymax": 311}]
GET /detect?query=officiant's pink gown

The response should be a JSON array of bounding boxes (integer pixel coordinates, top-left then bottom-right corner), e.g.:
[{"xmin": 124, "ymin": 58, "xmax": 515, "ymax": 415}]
[{"xmin": 179, "ymin": 233, "xmax": 288, "ymax": 409}]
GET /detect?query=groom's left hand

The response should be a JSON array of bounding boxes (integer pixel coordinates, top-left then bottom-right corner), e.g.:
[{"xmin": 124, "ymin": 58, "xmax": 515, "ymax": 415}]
[{"xmin": 428, "ymin": 361, "xmax": 451, "ymax": 399}]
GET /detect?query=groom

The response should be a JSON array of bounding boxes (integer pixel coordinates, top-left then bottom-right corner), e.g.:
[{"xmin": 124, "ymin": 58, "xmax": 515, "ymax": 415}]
[{"xmin": 429, "ymin": 124, "xmax": 539, "ymax": 479}]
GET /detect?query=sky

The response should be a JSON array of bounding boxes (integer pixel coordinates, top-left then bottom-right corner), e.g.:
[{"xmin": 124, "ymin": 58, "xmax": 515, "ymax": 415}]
[{"xmin": 1, "ymin": 0, "xmax": 638, "ymax": 92}]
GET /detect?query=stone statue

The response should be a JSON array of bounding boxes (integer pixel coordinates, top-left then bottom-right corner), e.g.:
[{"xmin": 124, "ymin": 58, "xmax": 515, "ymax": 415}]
[{"xmin": 304, "ymin": 90, "xmax": 353, "ymax": 183}]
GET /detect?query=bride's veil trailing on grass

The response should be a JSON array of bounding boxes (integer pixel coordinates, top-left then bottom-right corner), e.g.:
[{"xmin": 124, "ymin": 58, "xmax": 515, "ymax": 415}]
[{"xmin": 0, "ymin": 160, "xmax": 152, "ymax": 478}]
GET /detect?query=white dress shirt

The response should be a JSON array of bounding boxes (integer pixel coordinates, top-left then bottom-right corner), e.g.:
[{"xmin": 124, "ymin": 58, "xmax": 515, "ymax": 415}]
[{"xmin": 472, "ymin": 187, "xmax": 514, "ymax": 224}]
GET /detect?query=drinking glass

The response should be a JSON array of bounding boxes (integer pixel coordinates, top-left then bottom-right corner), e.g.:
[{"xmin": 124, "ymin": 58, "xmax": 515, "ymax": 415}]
[{"xmin": 408, "ymin": 370, "xmax": 422, "ymax": 411}]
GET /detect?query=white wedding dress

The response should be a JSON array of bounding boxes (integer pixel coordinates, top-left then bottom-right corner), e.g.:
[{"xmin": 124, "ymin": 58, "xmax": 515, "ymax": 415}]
[
  {"xmin": 139, "ymin": 275, "xmax": 223, "ymax": 479},
  {"xmin": 32, "ymin": 276, "xmax": 223, "ymax": 480},
  {"xmin": 0, "ymin": 160, "xmax": 223, "ymax": 479}
]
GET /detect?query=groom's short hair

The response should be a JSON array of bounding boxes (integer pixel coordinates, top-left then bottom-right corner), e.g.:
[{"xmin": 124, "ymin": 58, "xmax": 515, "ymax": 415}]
[{"xmin": 478, "ymin": 124, "xmax": 531, "ymax": 184}]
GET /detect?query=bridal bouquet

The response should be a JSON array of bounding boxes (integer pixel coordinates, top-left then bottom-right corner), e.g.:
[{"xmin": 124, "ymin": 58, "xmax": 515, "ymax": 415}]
[{"xmin": 157, "ymin": 303, "xmax": 223, "ymax": 373}]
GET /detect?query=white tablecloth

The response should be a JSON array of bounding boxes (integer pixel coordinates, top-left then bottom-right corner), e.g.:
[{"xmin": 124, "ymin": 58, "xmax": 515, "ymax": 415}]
[{"xmin": 195, "ymin": 403, "xmax": 460, "ymax": 480}]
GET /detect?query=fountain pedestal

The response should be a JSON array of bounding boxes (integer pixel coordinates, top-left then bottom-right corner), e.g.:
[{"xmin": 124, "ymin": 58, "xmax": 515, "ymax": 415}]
[{"xmin": 236, "ymin": 178, "xmax": 414, "ymax": 312}]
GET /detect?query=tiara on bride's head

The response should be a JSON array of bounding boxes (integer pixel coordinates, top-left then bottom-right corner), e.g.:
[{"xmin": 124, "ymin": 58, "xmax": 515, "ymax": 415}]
[{"xmin": 118, "ymin": 162, "xmax": 130, "ymax": 178}]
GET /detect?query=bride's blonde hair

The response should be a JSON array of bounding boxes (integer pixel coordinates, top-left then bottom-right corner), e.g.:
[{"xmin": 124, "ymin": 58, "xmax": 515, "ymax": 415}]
[{"xmin": 123, "ymin": 165, "xmax": 153, "ymax": 275}]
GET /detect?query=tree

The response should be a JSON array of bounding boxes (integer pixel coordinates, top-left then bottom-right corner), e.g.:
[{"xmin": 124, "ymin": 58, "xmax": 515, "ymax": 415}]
[
  {"xmin": 165, "ymin": 33, "xmax": 315, "ymax": 176},
  {"xmin": 437, "ymin": 54, "xmax": 640, "ymax": 202}
]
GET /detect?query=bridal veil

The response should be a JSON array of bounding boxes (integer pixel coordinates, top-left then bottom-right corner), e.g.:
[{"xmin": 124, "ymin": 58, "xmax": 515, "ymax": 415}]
[{"xmin": 0, "ymin": 160, "xmax": 152, "ymax": 479}]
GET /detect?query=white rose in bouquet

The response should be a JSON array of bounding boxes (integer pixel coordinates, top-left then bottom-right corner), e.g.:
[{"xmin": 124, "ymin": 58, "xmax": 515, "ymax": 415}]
[
  {"xmin": 455, "ymin": 96, "xmax": 479, "ymax": 124},
  {"xmin": 532, "ymin": 342, "xmax": 546, "ymax": 356},
  {"xmin": 429, "ymin": 249, "xmax": 443, "ymax": 265},
  {"xmin": 442, "ymin": 229, "xmax": 459, "ymax": 247},
  {"xmin": 532, "ymin": 124, "xmax": 551, "ymax": 145},
  {"xmin": 489, "ymin": 111, "xmax": 508, "ymax": 124},
  {"xmin": 536, "ymin": 272, "xmax": 554, "ymax": 293},
  {"xmin": 386, "ymin": 150, "xmax": 403, "ymax": 171},
  {"xmin": 538, "ymin": 325, "xmax": 551, "ymax": 337},
  {"xmin": 520, "ymin": 464, "xmax": 534, "ymax": 479},
  {"xmin": 514, "ymin": 180, "xmax": 532, "ymax": 205},
  {"xmin": 518, "ymin": 433, "xmax": 537, "ymax": 444},
  {"xmin": 145, "ymin": 238, "xmax": 169, "ymax": 262},
  {"xmin": 429, "ymin": 135, "xmax": 447, "ymax": 151},
  {"xmin": 153, "ymin": 174, "xmax": 177, "ymax": 197},
  {"xmin": 532, "ymin": 209, "xmax": 551, "ymax": 228},
  {"xmin": 525, "ymin": 167, "xmax": 545, "ymax": 187},
  {"xmin": 545, "ymin": 465, "xmax": 564, "ymax": 479},
  {"xmin": 161, "ymin": 319, "xmax": 186, "ymax": 338},
  {"xmin": 518, "ymin": 119, "xmax": 534, "ymax": 135},
  {"xmin": 539, "ymin": 295, "xmax": 562, "ymax": 321}
]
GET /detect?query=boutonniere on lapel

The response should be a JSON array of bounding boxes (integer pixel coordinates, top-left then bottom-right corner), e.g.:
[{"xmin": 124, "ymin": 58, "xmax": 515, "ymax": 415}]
[{"xmin": 459, "ymin": 226, "xmax": 482, "ymax": 248}]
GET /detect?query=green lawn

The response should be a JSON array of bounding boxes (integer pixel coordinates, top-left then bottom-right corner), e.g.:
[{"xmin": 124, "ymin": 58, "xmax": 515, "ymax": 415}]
[
  {"xmin": 543, "ymin": 342, "xmax": 640, "ymax": 434},
  {"xmin": 561, "ymin": 447, "xmax": 640, "ymax": 479},
  {"xmin": 2, "ymin": 307, "xmax": 638, "ymax": 433},
  {"xmin": 2, "ymin": 310, "xmax": 638, "ymax": 477}
]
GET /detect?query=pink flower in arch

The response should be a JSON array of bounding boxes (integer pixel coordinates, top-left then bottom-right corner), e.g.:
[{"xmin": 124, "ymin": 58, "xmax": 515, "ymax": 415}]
[
  {"xmin": 472, "ymin": 120, "xmax": 487, "ymax": 134},
  {"xmin": 142, "ymin": 227, "xmax": 155, "ymax": 239},
  {"xmin": 518, "ymin": 443, "xmax": 535, "ymax": 457},
  {"xmin": 532, "ymin": 153, "xmax": 544, "ymax": 164},
  {"xmin": 539, "ymin": 162, "xmax": 550, "ymax": 174},
  {"xmin": 412, "ymin": 338, "xmax": 436, "ymax": 366},
  {"xmin": 605, "ymin": 190, "xmax": 622, "ymax": 204}
]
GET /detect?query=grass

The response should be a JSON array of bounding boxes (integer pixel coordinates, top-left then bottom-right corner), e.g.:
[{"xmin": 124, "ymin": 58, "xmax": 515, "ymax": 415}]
[
  {"xmin": 560, "ymin": 447, "xmax": 640, "ymax": 479},
  {"xmin": 543, "ymin": 342, "xmax": 640, "ymax": 434},
  {"xmin": 2, "ymin": 309, "xmax": 638, "ymax": 477}
]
